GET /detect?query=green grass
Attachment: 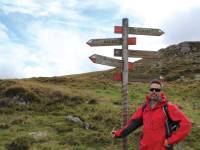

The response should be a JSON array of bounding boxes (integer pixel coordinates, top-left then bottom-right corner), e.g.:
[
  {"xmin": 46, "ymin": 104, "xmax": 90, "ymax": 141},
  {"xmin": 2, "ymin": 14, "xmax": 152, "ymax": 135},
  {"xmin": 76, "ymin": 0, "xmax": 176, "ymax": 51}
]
[{"xmin": 0, "ymin": 73, "xmax": 199, "ymax": 150}]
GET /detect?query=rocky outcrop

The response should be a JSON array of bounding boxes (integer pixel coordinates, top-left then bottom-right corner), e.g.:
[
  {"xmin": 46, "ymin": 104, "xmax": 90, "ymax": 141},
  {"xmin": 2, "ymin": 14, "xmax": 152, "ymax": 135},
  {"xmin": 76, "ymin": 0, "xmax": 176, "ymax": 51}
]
[
  {"xmin": 159, "ymin": 41, "xmax": 200, "ymax": 80},
  {"xmin": 66, "ymin": 115, "xmax": 90, "ymax": 129}
]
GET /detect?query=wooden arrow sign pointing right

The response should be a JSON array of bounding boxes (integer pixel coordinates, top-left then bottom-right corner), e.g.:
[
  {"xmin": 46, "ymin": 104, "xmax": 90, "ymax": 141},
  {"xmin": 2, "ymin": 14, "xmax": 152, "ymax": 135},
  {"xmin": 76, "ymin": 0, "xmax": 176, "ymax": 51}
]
[
  {"xmin": 89, "ymin": 54, "xmax": 134, "ymax": 70},
  {"xmin": 114, "ymin": 49, "xmax": 160, "ymax": 59},
  {"xmin": 87, "ymin": 37, "xmax": 136, "ymax": 47},
  {"xmin": 114, "ymin": 26, "xmax": 164, "ymax": 36}
]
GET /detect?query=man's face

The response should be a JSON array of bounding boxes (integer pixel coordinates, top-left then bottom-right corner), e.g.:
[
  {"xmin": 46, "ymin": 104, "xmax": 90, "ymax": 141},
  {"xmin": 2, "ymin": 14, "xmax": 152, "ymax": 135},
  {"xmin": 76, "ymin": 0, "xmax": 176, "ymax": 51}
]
[{"xmin": 149, "ymin": 83, "xmax": 161, "ymax": 101}]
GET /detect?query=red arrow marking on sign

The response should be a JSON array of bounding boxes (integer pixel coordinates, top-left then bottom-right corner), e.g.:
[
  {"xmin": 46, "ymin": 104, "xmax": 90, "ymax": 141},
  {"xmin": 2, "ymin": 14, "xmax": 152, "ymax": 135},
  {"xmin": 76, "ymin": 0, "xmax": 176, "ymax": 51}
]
[
  {"xmin": 128, "ymin": 62, "xmax": 134, "ymax": 70},
  {"xmin": 113, "ymin": 71, "xmax": 122, "ymax": 81},
  {"xmin": 128, "ymin": 37, "xmax": 136, "ymax": 45},
  {"xmin": 114, "ymin": 26, "xmax": 122, "ymax": 33}
]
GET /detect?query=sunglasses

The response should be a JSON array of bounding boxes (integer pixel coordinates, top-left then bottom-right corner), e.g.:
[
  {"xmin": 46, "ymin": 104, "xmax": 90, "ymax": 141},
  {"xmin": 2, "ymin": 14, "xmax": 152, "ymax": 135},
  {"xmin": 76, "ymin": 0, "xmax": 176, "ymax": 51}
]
[{"xmin": 150, "ymin": 88, "xmax": 161, "ymax": 92}]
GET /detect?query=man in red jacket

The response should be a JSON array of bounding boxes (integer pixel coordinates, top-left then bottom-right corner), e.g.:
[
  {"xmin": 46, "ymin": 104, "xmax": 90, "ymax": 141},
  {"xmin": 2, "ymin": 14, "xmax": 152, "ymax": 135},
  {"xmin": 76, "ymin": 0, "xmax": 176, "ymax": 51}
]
[{"xmin": 113, "ymin": 79, "xmax": 192, "ymax": 150}]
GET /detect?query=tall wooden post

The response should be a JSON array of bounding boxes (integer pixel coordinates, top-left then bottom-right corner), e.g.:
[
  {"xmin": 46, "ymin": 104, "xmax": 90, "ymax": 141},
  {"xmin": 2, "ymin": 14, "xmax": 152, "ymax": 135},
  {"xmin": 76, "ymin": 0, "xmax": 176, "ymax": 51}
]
[{"xmin": 122, "ymin": 18, "xmax": 129, "ymax": 150}]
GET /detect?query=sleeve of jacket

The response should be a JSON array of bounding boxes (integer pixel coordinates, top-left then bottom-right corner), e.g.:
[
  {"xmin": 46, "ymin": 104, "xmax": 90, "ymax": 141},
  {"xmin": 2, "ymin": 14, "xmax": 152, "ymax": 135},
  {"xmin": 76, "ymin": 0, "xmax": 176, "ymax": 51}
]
[
  {"xmin": 167, "ymin": 103, "xmax": 192, "ymax": 145},
  {"xmin": 114, "ymin": 105, "xmax": 143, "ymax": 138}
]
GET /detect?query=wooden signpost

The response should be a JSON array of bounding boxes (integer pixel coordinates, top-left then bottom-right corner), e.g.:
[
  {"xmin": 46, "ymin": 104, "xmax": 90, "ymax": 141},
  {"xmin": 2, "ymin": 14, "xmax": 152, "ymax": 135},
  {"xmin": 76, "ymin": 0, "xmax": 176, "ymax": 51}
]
[
  {"xmin": 114, "ymin": 49, "xmax": 160, "ymax": 59},
  {"xmin": 114, "ymin": 26, "xmax": 164, "ymax": 36},
  {"xmin": 89, "ymin": 54, "xmax": 134, "ymax": 70},
  {"xmin": 87, "ymin": 18, "xmax": 164, "ymax": 150},
  {"xmin": 87, "ymin": 37, "xmax": 136, "ymax": 47}
]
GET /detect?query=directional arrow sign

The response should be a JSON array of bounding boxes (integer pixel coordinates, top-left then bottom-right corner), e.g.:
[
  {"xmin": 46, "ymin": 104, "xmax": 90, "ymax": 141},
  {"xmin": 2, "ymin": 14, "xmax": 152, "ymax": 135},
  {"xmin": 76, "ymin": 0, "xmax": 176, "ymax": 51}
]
[
  {"xmin": 114, "ymin": 26, "xmax": 164, "ymax": 36},
  {"xmin": 87, "ymin": 37, "xmax": 136, "ymax": 47},
  {"xmin": 89, "ymin": 54, "xmax": 134, "ymax": 69},
  {"xmin": 114, "ymin": 49, "xmax": 160, "ymax": 59}
]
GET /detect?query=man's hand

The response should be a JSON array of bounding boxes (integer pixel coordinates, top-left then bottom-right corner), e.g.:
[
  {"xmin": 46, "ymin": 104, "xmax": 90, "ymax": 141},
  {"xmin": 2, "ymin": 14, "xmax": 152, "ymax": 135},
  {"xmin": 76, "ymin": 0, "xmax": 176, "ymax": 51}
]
[
  {"xmin": 164, "ymin": 139, "xmax": 170, "ymax": 147},
  {"xmin": 111, "ymin": 128, "xmax": 115, "ymax": 138}
]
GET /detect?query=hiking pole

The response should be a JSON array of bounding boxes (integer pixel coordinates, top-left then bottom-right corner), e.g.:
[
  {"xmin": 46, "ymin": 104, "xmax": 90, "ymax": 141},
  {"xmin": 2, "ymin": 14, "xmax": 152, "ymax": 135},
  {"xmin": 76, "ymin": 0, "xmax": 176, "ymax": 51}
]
[
  {"xmin": 111, "ymin": 136, "xmax": 115, "ymax": 150},
  {"xmin": 111, "ymin": 128, "xmax": 115, "ymax": 150}
]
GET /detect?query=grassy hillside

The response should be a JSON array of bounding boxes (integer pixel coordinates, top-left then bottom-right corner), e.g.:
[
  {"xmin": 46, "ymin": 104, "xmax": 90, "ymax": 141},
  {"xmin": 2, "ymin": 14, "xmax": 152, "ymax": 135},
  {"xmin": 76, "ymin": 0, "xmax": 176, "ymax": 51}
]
[{"xmin": 0, "ymin": 71, "xmax": 199, "ymax": 150}]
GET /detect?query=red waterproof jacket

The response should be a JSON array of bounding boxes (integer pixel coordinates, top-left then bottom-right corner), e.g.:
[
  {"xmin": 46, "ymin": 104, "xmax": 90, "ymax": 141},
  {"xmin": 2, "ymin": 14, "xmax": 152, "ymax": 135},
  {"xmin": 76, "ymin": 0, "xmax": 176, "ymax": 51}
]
[{"xmin": 114, "ymin": 92, "xmax": 192, "ymax": 150}]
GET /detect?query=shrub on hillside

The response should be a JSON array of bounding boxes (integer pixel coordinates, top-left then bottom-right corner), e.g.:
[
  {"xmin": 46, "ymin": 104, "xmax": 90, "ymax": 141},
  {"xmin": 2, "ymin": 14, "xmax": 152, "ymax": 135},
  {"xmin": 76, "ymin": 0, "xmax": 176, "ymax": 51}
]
[
  {"xmin": 4, "ymin": 86, "xmax": 41, "ymax": 103},
  {"xmin": 5, "ymin": 136, "xmax": 35, "ymax": 150}
]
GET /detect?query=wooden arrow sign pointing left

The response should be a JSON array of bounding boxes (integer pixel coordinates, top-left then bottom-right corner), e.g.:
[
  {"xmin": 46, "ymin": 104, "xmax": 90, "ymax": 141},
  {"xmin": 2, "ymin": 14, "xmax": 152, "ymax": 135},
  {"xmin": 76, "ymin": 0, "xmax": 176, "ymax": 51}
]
[
  {"xmin": 89, "ymin": 54, "xmax": 122, "ymax": 67},
  {"xmin": 89, "ymin": 54, "xmax": 134, "ymax": 70},
  {"xmin": 87, "ymin": 37, "xmax": 136, "ymax": 47}
]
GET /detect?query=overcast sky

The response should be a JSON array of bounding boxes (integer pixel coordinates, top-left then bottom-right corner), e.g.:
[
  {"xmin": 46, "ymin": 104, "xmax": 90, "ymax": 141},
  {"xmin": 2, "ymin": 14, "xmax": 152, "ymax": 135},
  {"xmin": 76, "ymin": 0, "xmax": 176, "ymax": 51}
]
[{"xmin": 0, "ymin": 0, "xmax": 200, "ymax": 79}]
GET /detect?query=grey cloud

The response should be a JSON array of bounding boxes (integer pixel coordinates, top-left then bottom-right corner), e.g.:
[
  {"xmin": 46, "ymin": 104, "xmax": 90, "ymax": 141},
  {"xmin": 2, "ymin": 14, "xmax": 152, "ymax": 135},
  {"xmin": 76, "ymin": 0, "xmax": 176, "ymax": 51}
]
[{"xmin": 162, "ymin": 6, "xmax": 200, "ymax": 45}]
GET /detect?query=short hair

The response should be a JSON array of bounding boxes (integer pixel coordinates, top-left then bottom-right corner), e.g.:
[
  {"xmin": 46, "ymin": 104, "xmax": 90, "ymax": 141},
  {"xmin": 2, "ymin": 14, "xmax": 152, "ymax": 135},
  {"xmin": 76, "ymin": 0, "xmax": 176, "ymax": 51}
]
[{"xmin": 150, "ymin": 79, "xmax": 162, "ymax": 87}]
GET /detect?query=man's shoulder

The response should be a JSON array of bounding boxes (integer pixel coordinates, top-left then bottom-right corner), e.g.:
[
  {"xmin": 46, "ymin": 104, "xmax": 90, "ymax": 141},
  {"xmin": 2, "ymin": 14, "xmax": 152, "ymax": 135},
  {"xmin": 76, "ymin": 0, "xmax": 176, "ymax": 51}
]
[
  {"xmin": 167, "ymin": 102, "xmax": 180, "ymax": 108},
  {"xmin": 166, "ymin": 102, "xmax": 181, "ymax": 113}
]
